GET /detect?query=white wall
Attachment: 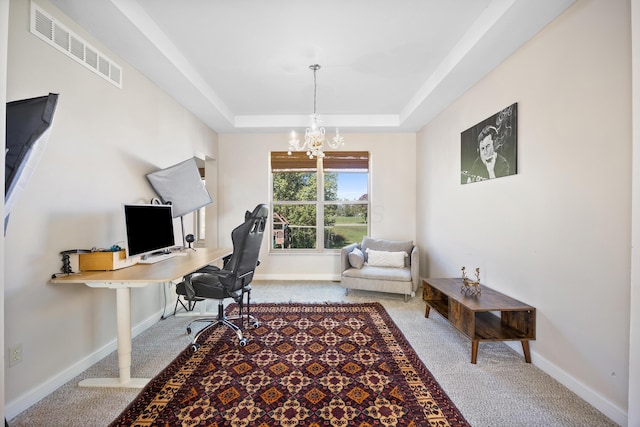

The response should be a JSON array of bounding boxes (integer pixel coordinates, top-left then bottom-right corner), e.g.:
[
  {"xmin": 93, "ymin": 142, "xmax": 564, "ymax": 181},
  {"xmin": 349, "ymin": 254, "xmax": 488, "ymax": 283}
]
[
  {"xmin": 4, "ymin": 0, "xmax": 217, "ymax": 415},
  {"xmin": 417, "ymin": 0, "xmax": 630, "ymax": 424},
  {"xmin": 1, "ymin": 0, "xmax": 9, "ymax": 421},
  {"xmin": 629, "ymin": 1, "xmax": 640, "ymax": 425},
  {"xmin": 218, "ymin": 133, "xmax": 416, "ymax": 280}
]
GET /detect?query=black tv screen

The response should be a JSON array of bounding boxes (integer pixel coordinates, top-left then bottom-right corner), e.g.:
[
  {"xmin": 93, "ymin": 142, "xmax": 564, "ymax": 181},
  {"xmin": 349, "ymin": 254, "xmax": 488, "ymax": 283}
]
[{"xmin": 123, "ymin": 204, "xmax": 176, "ymax": 257}]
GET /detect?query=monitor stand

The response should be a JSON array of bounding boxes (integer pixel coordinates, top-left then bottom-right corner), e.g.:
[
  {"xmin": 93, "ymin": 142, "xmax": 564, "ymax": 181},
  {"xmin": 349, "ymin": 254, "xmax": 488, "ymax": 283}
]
[{"xmin": 138, "ymin": 249, "xmax": 184, "ymax": 264}]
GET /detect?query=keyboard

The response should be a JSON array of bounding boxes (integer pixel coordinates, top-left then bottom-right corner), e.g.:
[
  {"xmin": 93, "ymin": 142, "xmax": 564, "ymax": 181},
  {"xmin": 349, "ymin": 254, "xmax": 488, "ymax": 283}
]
[{"xmin": 138, "ymin": 251, "xmax": 186, "ymax": 264}]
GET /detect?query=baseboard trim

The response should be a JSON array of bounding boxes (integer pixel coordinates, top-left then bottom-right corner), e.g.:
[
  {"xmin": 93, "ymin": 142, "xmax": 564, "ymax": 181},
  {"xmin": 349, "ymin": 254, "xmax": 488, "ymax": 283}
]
[
  {"xmin": 4, "ymin": 310, "xmax": 162, "ymax": 420},
  {"xmin": 503, "ymin": 342, "xmax": 627, "ymax": 426},
  {"xmin": 254, "ymin": 273, "xmax": 341, "ymax": 281}
]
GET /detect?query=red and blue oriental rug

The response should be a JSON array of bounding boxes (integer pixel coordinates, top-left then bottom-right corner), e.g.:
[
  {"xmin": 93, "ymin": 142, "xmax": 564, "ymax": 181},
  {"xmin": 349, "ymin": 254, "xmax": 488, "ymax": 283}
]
[{"xmin": 111, "ymin": 302, "xmax": 469, "ymax": 426}]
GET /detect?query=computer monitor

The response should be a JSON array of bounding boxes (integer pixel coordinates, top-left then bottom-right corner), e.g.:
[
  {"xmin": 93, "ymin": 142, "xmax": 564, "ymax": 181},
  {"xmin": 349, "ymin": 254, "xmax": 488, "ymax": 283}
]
[{"xmin": 123, "ymin": 204, "xmax": 176, "ymax": 258}]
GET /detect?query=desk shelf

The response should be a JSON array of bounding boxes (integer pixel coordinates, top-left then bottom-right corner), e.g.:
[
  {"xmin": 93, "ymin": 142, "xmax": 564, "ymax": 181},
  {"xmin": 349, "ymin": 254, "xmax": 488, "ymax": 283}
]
[
  {"xmin": 425, "ymin": 298, "xmax": 449, "ymax": 319},
  {"xmin": 474, "ymin": 311, "xmax": 534, "ymax": 341}
]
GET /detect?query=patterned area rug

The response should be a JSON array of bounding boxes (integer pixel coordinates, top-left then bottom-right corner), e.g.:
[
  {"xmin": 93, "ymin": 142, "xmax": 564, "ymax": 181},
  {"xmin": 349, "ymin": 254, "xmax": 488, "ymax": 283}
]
[{"xmin": 111, "ymin": 303, "xmax": 469, "ymax": 426}]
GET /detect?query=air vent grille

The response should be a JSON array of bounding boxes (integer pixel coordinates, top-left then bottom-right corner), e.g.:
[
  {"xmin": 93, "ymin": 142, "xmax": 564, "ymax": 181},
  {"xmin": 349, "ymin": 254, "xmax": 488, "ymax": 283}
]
[{"xmin": 30, "ymin": 2, "xmax": 122, "ymax": 88}]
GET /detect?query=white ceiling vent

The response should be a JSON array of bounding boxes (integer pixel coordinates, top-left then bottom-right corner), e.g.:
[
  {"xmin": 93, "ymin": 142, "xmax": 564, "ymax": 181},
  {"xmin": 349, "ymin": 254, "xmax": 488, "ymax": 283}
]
[{"xmin": 30, "ymin": 2, "xmax": 122, "ymax": 88}]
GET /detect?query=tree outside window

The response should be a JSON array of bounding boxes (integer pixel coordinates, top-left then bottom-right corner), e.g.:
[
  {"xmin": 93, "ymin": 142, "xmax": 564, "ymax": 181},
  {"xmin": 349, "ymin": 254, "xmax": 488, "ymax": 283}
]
[{"xmin": 271, "ymin": 151, "xmax": 369, "ymax": 252}]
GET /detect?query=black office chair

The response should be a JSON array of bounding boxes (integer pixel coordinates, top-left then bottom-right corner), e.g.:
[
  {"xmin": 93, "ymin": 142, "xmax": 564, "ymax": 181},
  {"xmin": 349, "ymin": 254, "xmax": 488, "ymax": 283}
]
[{"xmin": 176, "ymin": 204, "xmax": 268, "ymax": 351}]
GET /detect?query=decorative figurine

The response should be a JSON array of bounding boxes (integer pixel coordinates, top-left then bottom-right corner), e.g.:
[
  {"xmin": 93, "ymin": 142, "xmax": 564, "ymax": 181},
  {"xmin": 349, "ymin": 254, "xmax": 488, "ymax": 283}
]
[{"xmin": 460, "ymin": 266, "xmax": 481, "ymax": 296}]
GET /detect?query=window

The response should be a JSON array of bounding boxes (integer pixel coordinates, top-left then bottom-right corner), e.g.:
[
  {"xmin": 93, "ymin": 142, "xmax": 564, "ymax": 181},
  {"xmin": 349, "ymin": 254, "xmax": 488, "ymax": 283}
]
[
  {"xmin": 195, "ymin": 205, "xmax": 206, "ymax": 242},
  {"xmin": 194, "ymin": 169, "xmax": 206, "ymax": 245},
  {"xmin": 271, "ymin": 151, "xmax": 369, "ymax": 252}
]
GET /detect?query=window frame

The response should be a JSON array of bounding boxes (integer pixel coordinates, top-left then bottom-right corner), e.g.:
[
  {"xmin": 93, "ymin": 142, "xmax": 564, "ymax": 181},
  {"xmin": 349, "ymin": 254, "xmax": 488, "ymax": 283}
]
[
  {"xmin": 192, "ymin": 169, "xmax": 207, "ymax": 247},
  {"xmin": 269, "ymin": 151, "xmax": 370, "ymax": 254}
]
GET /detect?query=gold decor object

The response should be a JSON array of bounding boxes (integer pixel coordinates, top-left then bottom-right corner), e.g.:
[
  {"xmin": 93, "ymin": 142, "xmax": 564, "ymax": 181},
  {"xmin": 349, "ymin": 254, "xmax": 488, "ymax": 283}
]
[{"xmin": 460, "ymin": 266, "xmax": 481, "ymax": 296}]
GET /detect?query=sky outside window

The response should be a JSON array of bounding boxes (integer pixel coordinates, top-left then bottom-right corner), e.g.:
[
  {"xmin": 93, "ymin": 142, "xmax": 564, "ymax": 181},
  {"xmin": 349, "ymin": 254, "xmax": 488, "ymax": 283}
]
[{"xmin": 336, "ymin": 172, "xmax": 368, "ymax": 200}]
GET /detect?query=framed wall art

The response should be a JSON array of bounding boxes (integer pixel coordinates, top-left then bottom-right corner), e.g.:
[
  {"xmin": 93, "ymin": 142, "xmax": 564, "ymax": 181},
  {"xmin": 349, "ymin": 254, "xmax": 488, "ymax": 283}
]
[{"xmin": 461, "ymin": 103, "xmax": 517, "ymax": 184}]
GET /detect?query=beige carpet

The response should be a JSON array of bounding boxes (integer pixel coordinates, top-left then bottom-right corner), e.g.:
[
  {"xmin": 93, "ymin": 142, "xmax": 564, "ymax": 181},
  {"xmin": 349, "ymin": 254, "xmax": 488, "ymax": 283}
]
[{"xmin": 9, "ymin": 281, "xmax": 617, "ymax": 427}]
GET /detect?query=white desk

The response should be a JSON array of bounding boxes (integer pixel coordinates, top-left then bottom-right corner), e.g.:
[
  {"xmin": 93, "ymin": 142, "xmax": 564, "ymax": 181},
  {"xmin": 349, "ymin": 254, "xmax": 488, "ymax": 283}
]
[{"xmin": 51, "ymin": 247, "xmax": 231, "ymax": 388}]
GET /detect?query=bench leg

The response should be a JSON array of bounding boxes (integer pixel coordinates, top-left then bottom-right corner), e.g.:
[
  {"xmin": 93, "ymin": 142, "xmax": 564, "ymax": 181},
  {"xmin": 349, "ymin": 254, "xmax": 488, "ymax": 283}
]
[
  {"xmin": 471, "ymin": 340, "xmax": 479, "ymax": 364},
  {"xmin": 521, "ymin": 340, "xmax": 531, "ymax": 363}
]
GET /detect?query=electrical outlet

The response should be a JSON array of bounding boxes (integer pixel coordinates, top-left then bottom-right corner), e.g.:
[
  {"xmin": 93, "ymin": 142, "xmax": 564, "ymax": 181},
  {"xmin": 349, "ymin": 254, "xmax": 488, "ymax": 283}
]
[{"xmin": 9, "ymin": 344, "xmax": 22, "ymax": 367}]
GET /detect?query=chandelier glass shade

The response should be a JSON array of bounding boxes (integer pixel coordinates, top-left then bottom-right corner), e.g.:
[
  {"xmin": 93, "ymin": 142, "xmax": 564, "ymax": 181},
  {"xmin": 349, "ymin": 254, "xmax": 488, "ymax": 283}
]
[{"xmin": 288, "ymin": 64, "xmax": 344, "ymax": 159}]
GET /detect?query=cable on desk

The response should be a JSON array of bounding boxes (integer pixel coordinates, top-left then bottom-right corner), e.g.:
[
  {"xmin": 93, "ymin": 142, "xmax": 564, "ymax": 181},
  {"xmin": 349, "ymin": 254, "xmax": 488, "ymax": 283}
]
[{"xmin": 161, "ymin": 282, "xmax": 169, "ymax": 320}]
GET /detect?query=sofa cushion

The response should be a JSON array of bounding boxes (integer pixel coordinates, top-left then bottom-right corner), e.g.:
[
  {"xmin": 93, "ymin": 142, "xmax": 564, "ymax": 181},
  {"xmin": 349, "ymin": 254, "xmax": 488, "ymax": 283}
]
[
  {"xmin": 365, "ymin": 248, "xmax": 407, "ymax": 268},
  {"xmin": 348, "ymin": 247, "xmax": 365, "ymax": 269},
  {"xmin": 361, "ymin": 237, "xmax": 413, "ymax": 266},
  {"xmin": 342, "ymin": 265, "xmax": 411, "ymax": 282}
]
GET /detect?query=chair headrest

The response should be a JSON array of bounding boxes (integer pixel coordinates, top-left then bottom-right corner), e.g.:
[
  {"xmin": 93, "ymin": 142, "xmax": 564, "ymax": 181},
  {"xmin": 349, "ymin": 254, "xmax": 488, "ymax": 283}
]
[{"xmin": 246, "ymin": 204, "xmax": 268, "ymax": 220}]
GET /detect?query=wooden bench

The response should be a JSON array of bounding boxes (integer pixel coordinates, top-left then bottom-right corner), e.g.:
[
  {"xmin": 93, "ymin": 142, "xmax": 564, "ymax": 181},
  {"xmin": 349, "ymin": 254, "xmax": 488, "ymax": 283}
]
[{"xmin": 422, "ymin": 278, "xmax": 536, "ymax": 364}]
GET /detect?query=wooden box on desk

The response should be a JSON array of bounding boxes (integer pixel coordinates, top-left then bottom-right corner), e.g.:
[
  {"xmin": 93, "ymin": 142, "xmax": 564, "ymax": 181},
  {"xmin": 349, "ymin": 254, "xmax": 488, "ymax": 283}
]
[{"xmin": 79, "ymin": 250, "xmax": 136, "ymax": 271}]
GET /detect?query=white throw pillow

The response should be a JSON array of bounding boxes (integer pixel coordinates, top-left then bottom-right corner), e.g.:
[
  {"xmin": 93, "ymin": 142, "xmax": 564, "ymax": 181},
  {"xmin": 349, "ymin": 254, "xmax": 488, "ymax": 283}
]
[{"xmin": 365, "ymin": 248, "xmax": 407, "ymax": 268}]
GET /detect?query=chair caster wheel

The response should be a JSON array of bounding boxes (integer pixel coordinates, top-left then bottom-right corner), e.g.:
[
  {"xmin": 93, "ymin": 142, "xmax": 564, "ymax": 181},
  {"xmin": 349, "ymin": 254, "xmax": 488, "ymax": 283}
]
[
  {"xmin": 252, "ymin": 321, "xmax": 260, "ymax": 328},
  {"xmin": 239, "ymin": 338, "xmax": 247, "ymax": 347},
  {"xmin": 191, "ymin": 343, "xmax": 200, "ymax": 352},
  {"xmin": 186, "ymin": 327, "xmax": 192, "ymax": 334}
]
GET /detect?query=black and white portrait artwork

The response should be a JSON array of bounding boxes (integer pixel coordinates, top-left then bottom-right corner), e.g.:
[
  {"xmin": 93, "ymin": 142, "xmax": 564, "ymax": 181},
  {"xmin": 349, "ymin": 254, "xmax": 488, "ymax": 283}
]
[{"xmin": 461, "ymin": 103, "xmax": 517, "ymax": 184}]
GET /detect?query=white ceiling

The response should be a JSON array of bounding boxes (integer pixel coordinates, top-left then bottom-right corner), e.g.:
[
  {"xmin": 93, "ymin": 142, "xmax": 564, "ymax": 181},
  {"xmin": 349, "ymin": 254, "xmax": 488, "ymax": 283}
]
[{"xmin": 48, "ymin": 0, "xmax": 575, "ymax": 133}]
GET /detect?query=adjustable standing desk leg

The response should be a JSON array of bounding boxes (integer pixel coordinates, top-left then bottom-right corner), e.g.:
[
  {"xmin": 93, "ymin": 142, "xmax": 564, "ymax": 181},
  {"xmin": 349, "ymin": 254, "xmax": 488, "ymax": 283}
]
[
  {"xmin": 79, "ymin": 286, "xmax": 150, "ymax": 388},
  {"xmin": 116, "ymin": 287, "xmax": 132, "ymax": 383}
]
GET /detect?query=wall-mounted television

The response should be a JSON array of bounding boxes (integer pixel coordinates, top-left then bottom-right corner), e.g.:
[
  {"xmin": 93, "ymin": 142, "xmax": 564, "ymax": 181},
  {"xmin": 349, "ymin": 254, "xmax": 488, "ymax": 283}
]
[{"xmin": 123, "ymin": 204, "xmax": 176, "ymax": 258}]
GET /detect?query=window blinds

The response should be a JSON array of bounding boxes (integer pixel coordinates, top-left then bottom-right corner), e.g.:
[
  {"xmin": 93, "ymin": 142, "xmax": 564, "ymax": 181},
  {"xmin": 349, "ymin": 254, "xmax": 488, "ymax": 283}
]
[{"xmin": 271, "ymin": 151, "xmax": 369, "ymax": 171}]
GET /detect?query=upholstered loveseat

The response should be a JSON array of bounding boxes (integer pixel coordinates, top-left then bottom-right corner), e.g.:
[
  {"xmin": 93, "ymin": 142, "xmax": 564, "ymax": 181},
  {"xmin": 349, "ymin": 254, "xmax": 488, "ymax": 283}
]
[{"xmin": 340, "ymin": 237, "xmax": 419, "ymax": 302}]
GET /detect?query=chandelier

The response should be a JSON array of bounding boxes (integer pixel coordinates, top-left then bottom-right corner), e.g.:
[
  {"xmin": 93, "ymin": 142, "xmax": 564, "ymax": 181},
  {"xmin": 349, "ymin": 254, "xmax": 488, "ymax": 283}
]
[{"xmin": 288, "ymin": 64, "xmax": 344, "ymax": 159}]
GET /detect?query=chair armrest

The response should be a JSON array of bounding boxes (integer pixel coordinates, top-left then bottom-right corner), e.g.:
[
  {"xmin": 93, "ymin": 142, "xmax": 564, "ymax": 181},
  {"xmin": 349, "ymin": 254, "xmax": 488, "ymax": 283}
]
[
  {"xmin": 410, "ymin": 246, "xmax": 420, "ymax": 291},
  {"xmin": 181, "ymin": 274, "xmax": 197, "ymax": 300},
  {"xmin": 341, "ymin": 243, "xmax": 359, "ymax": 274}
]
